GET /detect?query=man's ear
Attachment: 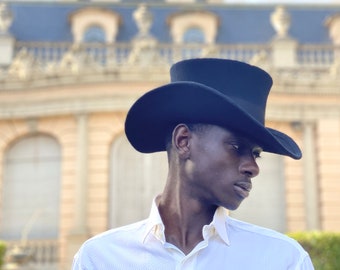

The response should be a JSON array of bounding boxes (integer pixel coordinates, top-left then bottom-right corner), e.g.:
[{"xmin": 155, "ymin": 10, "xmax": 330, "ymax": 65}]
[{"xmin": 172, "ymin": 124, "xmax": 191, "ymax": 159}]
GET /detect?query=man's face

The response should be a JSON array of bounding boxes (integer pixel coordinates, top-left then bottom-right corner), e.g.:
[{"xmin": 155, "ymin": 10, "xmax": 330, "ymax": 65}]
[{"xmin": 184, "ymin": 124, "xmax": 262, "ymax": 210}]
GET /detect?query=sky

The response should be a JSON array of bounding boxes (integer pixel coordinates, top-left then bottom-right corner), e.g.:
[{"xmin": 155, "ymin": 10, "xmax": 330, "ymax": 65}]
[
  {"xmin": 224, "ymin": 0, "xmax": 340, "ymax": 3},
  {"xmin": 4, "ymin": 0, "xmax": 340, "ymax": 4},
  {"xmin": 4, "ymin": 0, "xmax": 340, "ymax": 2}
]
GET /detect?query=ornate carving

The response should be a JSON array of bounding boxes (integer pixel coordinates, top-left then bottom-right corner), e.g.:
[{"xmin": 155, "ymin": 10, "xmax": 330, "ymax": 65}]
[
  {"xmin": 325, "ymin": 14, "xmax": 340, "ymax": 45},
  {"xmin": 3, "ymin": 245, "xmax": 33, "ymax": 270},
  {"xmin": 133, "ymin": 3, "xmax": 153, "ymax": 39},
  {"xmin": 8, "ymin": 48, "xmax": 36, "ymax": 80},
  {"xmin": 128, "ymin": 4, "xmax": 164, "ymax": 67},
  {"xmin": 270, "ymin": 6, "xmax": 291, "ymax": 39},
  {"xmin": 0, "ymin": 3, "xmax": 13, "ymax": 35},
  {"xmin": 329, "ymin": 58, "xmax": 340, "ymax": 77},
  {"xmin": 127, "ymin": 39, "xmax": 159, "ymax": 66},
  {"xmin": 59, "ymin": 44, "xmax": 100, "ymax": 75},
  {"xmin": 249, "ymin": 50, "xmax": 272, "ymax": 72},
  {"xmin": 201, "ymin": 45, "xmax": 219, "ymax": 58}
]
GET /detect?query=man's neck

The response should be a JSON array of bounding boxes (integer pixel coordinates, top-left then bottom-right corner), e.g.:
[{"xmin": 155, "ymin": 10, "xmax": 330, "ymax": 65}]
[{"xmin": 156, "ymin": 192, "xmax": 217, "ymax": 255}]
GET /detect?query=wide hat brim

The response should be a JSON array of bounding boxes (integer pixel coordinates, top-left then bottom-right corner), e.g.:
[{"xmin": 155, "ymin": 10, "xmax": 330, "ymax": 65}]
[{"xmin": 125, "ymin": 81, "xmax": 302, "ymax": 159}]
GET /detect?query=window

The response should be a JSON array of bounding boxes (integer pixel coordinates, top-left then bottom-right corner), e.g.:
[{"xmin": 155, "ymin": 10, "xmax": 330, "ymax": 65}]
[
  {"xmin": 167, "ymin": 11, "xmax": 219, "ymax": 44},
  {"xmin": 83, "ymin": 25, "xmax": 106, "ymax": 43},
  {"xmin": 183, "ymin": 27, "xmax": 205, "ymax": 43},
  {"xmin": 70, "ymin": 7, "xmax": 121, "ymax": 43},
  {"xmin": 0, "ymin": 135, "xmax": 61, "ymax": 240}
]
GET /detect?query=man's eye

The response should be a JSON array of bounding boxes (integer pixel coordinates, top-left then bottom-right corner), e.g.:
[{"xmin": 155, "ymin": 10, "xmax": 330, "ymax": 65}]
[
  {"xmin": 253, "ymin": 148, "xmax": 263, "ymax": 159},
  {"xmin": 253, "ymin": 150, "xmax": 262, "ymax": 159},
  {"xmin": 230, "ymin": 144, "xmax": 239, "ymax": 150},
  {"xmin": 227, "ymin": 141, "xmax": 262, "ymax": 159}
]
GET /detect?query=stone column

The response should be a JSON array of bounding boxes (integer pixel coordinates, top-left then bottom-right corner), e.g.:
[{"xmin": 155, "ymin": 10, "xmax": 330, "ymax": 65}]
[
  {"xmin": 303, "ymin": 122, "xmax": 320, "ymax": 230},
  {"xmin": 66, "ymin": 114, "xmax": 89, "ymax": 268},
  {"xmin": 73, "ymin": 113, "xmax": 89, "ymax": 234}
]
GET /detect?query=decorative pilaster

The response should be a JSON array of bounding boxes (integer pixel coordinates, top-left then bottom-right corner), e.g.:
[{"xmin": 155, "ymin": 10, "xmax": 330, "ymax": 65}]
[
  {"xmin": 66, "ymin": 114, "xmax": 89, "ymax": 269},
  {"xmin": 73, "ymin": 113, "xmax": 89, "ymax": 234},
  {"xmin": 303, "ymin": 122, "xmax": 320, "ymax": 230}
]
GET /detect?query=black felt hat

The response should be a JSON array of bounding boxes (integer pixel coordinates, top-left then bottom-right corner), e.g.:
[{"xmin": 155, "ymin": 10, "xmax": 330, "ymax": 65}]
[{"xmin": 125, "ymin": 58, "xmax": 302, "ymax": 159}]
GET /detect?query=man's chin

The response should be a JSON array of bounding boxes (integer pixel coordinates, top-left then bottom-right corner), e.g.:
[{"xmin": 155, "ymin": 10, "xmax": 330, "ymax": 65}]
[{"xmin": 224, "ymin": 201, "xmax": 243, "ymax": 211}]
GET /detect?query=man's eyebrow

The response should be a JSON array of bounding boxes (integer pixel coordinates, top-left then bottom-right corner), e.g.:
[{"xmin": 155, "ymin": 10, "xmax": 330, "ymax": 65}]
[{"xmin": 230, "ymin": 135, "xmax": 259, "ymax": 145}]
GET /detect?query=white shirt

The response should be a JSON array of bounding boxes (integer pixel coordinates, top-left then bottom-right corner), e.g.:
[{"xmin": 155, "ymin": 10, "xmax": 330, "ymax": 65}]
[{"xmin": 73, "ymin": 201, "xmax": 314, "ymax": 270}]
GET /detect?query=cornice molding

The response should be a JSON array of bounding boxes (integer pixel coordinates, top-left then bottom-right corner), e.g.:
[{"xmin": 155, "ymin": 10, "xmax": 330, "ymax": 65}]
[
  {"xmin": 0, "ymin": 92, "xmax": 338, "ymax": 121},
  {"xmin": 0, "ymin": 94, "xmax": 139, "ymax": 120},
  {"xmin": 266, "ymin": 103, "xmax": 340, "ymax": 121}
]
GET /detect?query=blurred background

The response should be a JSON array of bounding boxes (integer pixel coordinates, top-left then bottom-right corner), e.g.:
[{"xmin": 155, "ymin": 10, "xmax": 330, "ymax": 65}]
[{"xmin": 0, "ymin": 0, "xmax": 339, "ymax": 269}]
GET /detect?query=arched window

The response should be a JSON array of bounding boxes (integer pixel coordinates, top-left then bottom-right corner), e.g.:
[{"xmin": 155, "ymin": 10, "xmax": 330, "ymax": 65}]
[
  {"xmin": 83, "ymin": 25, "xmax": 106, "ymax": 43},
  {"xmin": 70, "ymin": 7, "xmax": 121, "ymax": 43},
  {"xmin": 0, "ymin": 134, "xmax": 61, "ymax": 240},
  {"xmin": 168, "ymin": 11, "xmax": 219, "ymax": 44},
  {"xmin": 183, "ymin": 27, "xmax": 205, "ymax": 43},
  {"xmin": 109, "ymin": 134, "xmax": 167, "ymax": 228}
]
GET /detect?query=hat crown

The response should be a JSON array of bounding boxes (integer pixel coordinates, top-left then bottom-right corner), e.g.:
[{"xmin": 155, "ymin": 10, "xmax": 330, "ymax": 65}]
[
  {"xmin": 170, "ymin": 58, "xmax": 273, "ymax": 124},
  {"xmin": 125, "ymin": 58, "xmax": 301, "ymax": 159}
]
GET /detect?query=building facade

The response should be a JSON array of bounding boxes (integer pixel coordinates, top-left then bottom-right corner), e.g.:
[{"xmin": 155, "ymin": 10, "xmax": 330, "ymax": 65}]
[{"xmin": 0, "ymin": 1, "xmax": 339, "ymax": 269}]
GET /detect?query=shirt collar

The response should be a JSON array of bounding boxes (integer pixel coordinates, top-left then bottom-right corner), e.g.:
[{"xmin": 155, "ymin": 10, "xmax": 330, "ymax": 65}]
[
  {"xmin": 142, "ymin": 199, "xmax": 230, "ymax": 246},
  {"xmin": 142, "ymin": 199, "xmax": 165, "ymax": 244},
  {"xmin": 209, "ymin": 207, "xmax": 230, "ymax": 245}
]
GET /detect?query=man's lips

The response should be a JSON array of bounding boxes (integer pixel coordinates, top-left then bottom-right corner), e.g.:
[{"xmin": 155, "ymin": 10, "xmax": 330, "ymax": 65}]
[{"xmin": 233, "ymin": 181, "xmax": 252, "ymax": 199}]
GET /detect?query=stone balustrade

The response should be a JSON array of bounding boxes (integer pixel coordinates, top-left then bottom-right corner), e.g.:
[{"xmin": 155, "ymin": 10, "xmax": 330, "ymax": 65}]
[
  {"xmin": 297, "ymin": 44, "xmax": 337, "ymax": 67},
  {"xmin": 11, "ymin": 42, "xmax": 336, "ymax": 68},
  {"xmin": 0, "ymin": 41, "xmax": 337, "ymax": 91},
  {"xmin": 4, "ymin": 239, "xmax": 59, "ymax": 270}
]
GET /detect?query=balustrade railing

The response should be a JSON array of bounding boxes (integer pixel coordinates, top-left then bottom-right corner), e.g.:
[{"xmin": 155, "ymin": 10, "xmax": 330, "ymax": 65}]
[
  {"xmin": 5, "ymin": 239, "xmax": 59, "ymax": 270},
  {"xmin": 13, "ymin": 42, "xmax": 270, "ymax": 68},
  {"xmin": 14, "ymin": 41, "xmax": 338, "ymax": 68},
  {"xmin": 3, "ymin": 41, "xmax": 338, "ymax": 89},
  {"xmin": 297, "ymin": 44, "xmax": 337, "ymax": 67}
]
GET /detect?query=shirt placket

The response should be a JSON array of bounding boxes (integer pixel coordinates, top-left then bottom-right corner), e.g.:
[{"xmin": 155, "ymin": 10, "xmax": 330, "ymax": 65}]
[
  {"xmin": 175, "ymin": 240, "xmax": 209, "ymax": 270},
  {"xmin": 154, "ymin": 222, "xmax": 216, "ymax": 270}
]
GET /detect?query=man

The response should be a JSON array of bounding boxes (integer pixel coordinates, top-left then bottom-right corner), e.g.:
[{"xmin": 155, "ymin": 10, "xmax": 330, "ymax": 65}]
[{"xmin": 73, "ymin": 58, "xmax": 314, "ymax": 269}]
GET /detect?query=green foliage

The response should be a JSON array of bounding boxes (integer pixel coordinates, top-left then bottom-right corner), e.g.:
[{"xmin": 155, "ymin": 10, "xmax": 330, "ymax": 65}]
[
  {"xmin": 0, "ymin": 241, "xmax": 6, "ymax": 270},
  {"xmin": 288, "ymin": 231, "xmax": 340, "ymax": 270}
]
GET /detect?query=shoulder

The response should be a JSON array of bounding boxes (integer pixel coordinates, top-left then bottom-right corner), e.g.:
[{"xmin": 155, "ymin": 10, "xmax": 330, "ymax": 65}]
[
  {"xmin": 227, "ymin": 216, "xmax": 307, "ymax": 254},
  {"xmin": 72, "ymin": 220, "xmax": 148, "ymax": 268},
  {"xmin": 224, "ymin": 217, "xmax": 314, "ymax": 269},
  {"xmin": 81, "ymin": 219, "xmax": 147, "ymax": 250}
]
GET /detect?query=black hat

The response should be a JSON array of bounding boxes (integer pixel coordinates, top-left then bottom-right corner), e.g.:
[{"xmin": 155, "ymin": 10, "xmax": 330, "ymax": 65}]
[{"xmin": 125, "ymin": 58, "xmax": 302, "ymax": 159}]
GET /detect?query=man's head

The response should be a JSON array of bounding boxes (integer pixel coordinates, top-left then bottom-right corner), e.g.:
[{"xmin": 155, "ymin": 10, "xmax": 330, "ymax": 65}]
[
  {"xmin": 125, "ymin": 58, "xmax": 302, "ymax": 160},
  {"xmin": 165, "ymin": 122, "xmax": 262, "ymax": 210}
]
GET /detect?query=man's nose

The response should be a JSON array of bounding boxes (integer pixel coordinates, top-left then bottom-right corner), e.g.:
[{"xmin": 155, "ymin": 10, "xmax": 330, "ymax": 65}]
[{"xmin": 240, "ymin": 156, "xmax": 260, "ymax": 178}]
